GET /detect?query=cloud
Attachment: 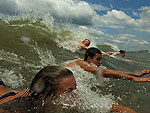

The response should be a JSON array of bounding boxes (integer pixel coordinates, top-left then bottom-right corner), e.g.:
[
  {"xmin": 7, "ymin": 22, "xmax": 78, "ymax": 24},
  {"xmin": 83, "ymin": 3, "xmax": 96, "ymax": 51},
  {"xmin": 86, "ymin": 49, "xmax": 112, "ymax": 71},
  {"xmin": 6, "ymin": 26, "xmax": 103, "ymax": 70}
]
[
  {"xmin": 93, "ymin": 10, "xmax": 136, "ymax": 28},
  {"xmin": 119, "ymin": 34, "xmax": 136, "ymax": 39},
  {"xmin": 90, "ymin": 4, "xmax": 110, "ymax": 11},
  {"xmin": 86, "ymin": 27, "xmax": 149, "ymax": 50},
  {"xmin": 139, "ymin": 6, "xmax": 150, "ymax": 20},
  {"xmin": 47, "ymin": 0, "xmax": 97, "ymax": 25},
  {"xmin": 132, "ymin": 11, "xmax": 138, "ymax": 17},
  {"xmin": 16, "ymin": 0, "xmax": 98, "ymax": 25},
  {"xmin": 1, "ymin": 0, "xmax": 150, "ymax": 33}
]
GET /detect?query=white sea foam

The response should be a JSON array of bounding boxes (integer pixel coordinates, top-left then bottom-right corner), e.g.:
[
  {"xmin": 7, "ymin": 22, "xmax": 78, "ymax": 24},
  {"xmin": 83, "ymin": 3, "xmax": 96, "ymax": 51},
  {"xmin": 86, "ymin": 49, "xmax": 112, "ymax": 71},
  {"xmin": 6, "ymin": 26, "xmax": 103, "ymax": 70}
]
[{"xmin": 66, "ymin": 66, "xmax": 115, "ymax": 113}]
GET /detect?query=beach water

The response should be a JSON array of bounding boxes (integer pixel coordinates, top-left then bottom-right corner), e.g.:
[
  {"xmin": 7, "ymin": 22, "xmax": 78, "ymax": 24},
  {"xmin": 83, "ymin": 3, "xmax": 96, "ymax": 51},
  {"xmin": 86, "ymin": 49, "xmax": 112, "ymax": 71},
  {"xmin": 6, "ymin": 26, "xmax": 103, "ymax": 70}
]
[{"xmin": 0, "ymin": 1, "xmax": 150, "ymax": 113}]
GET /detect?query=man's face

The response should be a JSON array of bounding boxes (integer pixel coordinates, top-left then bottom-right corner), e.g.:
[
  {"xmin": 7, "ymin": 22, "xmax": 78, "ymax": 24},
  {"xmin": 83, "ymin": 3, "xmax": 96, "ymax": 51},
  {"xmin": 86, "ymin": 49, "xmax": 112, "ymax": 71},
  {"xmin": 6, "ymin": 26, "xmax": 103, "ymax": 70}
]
[
  {"xmin": 120, "ymin": 53, "xmax": 125, "ymax": 58},
  {"xmin": 90, "ymin": 53, "xmax": 102, "ymax": 67},
  {"xmin": 82, "ymin": 40, "xmax": 90, "ymax": 47}
]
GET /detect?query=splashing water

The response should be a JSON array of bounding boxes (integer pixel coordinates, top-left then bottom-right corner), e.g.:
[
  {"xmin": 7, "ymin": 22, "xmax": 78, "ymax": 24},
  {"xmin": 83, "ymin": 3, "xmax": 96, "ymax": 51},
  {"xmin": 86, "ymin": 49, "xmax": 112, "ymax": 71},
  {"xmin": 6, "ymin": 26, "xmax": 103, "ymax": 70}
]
[{"xmin": 66, "ymin": 66, "xmax": 115, "ymax": 113}]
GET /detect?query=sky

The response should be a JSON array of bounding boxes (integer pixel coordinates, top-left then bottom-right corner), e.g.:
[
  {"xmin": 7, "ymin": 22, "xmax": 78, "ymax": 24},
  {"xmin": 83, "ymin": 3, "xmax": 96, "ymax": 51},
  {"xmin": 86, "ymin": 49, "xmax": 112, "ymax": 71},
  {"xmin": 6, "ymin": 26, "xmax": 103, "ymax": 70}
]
[{"xmin": 0, "ymin": 0, "xmax": 150, "ymax": 50}]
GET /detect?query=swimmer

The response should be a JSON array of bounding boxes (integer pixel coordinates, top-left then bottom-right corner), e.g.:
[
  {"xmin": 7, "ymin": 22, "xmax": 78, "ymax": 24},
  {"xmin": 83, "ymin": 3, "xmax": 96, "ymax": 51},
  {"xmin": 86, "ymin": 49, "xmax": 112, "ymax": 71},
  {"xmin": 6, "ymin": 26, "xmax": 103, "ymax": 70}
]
[
  {"xmin": 0, "ymin": 66, "xmax": 76, "ymax": 112},
  {"xmin": 102, "ymin": 50, "xmax": 136, "ymax": 62},
  {"xmin": 64, "ymin": 47, "xmax": 150, "ymax": 82},
  {"xmin": 0, "ymin": 66, "xmax": 136, "ymax": 113},
  {"xmin": 77, "ymin": 39, "xmax": 90, "ymax": 50}
]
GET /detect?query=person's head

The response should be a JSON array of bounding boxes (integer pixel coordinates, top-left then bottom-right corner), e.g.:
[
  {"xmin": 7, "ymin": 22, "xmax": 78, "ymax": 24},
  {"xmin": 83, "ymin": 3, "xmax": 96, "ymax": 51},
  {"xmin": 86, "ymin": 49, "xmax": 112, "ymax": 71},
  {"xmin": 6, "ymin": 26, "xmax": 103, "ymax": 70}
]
[
  {"xmin": 119, "ymin": 50, "xmax": 125, "ymax": 58},
  {"xmin": 82, "ymin": 39, "xmax": 90, "ymax": 47},
  {"xmin": 29, "ymin": 66, "xmax": 76, "ymax": 100},
  {"xmin": 84, "ymin": 47, "xmax": 102, "ymax": 67}
]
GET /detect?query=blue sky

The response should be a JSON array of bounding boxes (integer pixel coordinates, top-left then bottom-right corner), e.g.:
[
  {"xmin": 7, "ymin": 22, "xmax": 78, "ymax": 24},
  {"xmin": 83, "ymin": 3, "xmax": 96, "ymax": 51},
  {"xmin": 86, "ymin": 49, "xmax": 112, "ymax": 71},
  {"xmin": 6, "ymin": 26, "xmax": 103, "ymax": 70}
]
[
  {"xmin": 0, "ymin": 0, "xmax": 150, "ymax": 50},
  {"xmin": 85, "ymin": 0, "xmax": 150, "ymax": 19}
]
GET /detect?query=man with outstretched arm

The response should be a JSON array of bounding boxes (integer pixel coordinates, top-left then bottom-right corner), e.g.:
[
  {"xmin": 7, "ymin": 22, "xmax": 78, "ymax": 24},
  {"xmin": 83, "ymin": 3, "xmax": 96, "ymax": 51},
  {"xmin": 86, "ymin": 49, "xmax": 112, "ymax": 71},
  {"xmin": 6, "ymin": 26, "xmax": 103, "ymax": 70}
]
[{"xmin": 64, "ymin": 47, "xmax": 150, "ymax": 82}]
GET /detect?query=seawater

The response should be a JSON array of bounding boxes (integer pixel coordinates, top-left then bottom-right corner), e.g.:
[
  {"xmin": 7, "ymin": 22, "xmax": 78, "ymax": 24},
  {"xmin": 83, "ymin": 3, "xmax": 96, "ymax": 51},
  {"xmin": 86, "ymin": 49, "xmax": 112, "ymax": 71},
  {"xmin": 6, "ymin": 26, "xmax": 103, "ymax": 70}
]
[{"xmin": 0, "ymin": 14, "xmax": 150, "ymax": 113}]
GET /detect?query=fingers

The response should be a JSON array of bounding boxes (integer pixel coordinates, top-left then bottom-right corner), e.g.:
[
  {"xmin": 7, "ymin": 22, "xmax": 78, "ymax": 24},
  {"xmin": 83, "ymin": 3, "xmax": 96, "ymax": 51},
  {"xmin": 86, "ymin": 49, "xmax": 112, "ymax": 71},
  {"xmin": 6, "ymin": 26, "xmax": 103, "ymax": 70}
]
[
  {"xmin": 141, "ymin": 70, "xmax": 150, "ymax": 75},
  {"xmin": 133, "ymin": 77, "xmax": 150, "ymax": 82}
]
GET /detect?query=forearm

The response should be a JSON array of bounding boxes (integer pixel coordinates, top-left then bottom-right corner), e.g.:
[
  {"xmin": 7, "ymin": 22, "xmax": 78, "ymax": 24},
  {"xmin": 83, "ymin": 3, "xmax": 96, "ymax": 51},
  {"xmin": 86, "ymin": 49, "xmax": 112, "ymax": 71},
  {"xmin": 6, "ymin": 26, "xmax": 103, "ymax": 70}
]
[
  {"xmin": 101, "ymin": 69, "xmax": 150, "ymax": 82},
  {"xmin": 102, "ymin": 69, "xmax": 135, "ymax": 81},
  {"xmin": 111, "ymin": 104, "xmax": 136, "ymax": 113},
  {"xmin": 124, "ymin": 72, "xmax": 144, "ymax": 77}
]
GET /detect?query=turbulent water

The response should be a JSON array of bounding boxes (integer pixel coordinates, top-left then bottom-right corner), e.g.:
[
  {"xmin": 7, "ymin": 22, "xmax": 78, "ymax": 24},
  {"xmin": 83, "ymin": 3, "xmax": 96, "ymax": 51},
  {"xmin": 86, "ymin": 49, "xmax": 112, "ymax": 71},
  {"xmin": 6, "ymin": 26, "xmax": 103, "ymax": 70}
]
[{"xmin": 0, "ymin": 10, "xmax": 150, "ymax": 113}]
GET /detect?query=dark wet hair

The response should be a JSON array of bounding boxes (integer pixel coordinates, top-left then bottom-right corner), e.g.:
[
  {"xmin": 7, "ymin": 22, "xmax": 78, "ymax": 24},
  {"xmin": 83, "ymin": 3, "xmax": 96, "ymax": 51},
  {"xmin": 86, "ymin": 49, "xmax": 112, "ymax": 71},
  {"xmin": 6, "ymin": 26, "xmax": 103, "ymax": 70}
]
[
  {"xmin": 84, "ymin": 47, "xmax": 102, "ymax": 61},
  {"xmin": 0, "ymin": 66, "xmax": 75, "ymax": 113},
  {"xmin": 83, "ymin": 39, "xmax": 90, "ymax": 46},
  {"xmin": 83, "ymin": 39, "xmax": 90, "ymax": 42},
  {"xmin": 119, "ymin": 50, "xmax": 125, "ymax": 54},
  {"xmin": 29, "ymin": 66, "xmax": 74, "ymax": 99}
]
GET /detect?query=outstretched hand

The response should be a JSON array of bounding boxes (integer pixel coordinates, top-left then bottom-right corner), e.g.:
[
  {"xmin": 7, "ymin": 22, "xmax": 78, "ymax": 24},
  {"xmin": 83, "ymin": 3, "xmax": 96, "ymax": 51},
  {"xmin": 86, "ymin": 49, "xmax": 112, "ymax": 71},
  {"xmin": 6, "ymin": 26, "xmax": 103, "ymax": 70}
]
[{"xmin": 141, "ymin": 70, "xmax": 150, "ymax": 75}]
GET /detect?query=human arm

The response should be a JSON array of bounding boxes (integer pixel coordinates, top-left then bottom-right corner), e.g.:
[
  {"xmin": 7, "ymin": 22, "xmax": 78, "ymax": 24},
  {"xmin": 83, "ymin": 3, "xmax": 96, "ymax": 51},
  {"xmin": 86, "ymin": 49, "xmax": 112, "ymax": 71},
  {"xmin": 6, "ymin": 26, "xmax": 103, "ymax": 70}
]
[
  {"xmin": 123, "ymin": 59, "xmax": 136, "ymax": 62},
  {"xmin": 141, "ymin": 70, "xmax": 150, "ymax": 75},
  {"xmin": 102, "ymin": 52, "xmax": 115, "ymax": 56},
  {"xmin": 124, "ymin": 70, "xmax": 150, "ymax": 77},
  {"xmin": 111, "ymin": 104, "xmax": 136, "ymax": 113},
  {"xmin": 77, "ymin": 40, "xmax": 89, "ymax": 50},
  {"xmin": 64, "ymin": 60, "xmax": 150, "ymax": 82},
  {"xmin": 79, "ymin": 43, "xmax": 89, "ymax": 50}
]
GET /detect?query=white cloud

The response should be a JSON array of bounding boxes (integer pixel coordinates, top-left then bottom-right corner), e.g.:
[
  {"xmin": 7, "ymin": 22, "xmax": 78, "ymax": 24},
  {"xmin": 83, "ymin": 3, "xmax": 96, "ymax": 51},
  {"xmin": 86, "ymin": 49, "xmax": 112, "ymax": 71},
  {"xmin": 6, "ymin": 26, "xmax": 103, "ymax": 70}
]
[
  {"xmin": 139, "ymin": 6, "xmax": 150, "ymax": 20},
  {"xmin": 93, "ymin": 10, "xmax": 136, "ymax": 28},
  {"xmin": 132, "ymin": 11, "xmax": 138, "ymax": 16},
  {"xmin": 132, "ymin": 39, "xmax": 149, "ymax": 45},
  {"xmin": 1, "ymin": 0, "xmax": 150, "ymax": 33},
  {"xmin": 119, "ymin": 34, "xmax": 136, "ymax": 39},
  {"xmin": 90, "ymin": 4, "xmax": 110, "ymax": 11},
  {"xmin": 78, "ymin": 26, "xmax": 105, "ymax": 35},
  {"xmin": 16, "ymin": 0, "xmax": 97, "ymax": 25}
]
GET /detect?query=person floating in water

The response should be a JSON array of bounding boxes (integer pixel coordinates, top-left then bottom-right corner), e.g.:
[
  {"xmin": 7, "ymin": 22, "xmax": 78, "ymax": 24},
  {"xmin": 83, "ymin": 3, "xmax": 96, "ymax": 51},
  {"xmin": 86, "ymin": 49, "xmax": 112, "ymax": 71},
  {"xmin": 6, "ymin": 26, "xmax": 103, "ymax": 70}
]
[
  {"xmin": 76, "ymin": 39, "xmax": 90, "ymax": 50},
  {"xmin": 0, "ymin": 66, "xmax": 137, "ymax": 113},
  {"xmin": 102, "ymin": 50, "xmax": 136, "ymax": 62}
]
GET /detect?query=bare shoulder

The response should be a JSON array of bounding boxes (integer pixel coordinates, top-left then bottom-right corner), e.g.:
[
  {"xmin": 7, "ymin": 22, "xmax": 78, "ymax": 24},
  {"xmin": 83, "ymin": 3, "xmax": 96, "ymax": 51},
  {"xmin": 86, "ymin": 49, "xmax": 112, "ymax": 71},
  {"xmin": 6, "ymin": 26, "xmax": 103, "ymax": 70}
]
[
  {"xmin": 76, "ymin": 60, "xmax": 88, "ymax": 65},
  {"xmin": 63, "ymin": 60, "xmax": 82, "ymax": 67}
]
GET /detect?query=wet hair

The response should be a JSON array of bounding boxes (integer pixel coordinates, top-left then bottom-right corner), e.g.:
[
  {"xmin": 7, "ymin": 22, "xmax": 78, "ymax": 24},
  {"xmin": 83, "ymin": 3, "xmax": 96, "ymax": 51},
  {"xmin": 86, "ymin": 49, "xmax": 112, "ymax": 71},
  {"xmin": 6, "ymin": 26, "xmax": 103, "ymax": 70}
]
[
  {"xmin": 84, "ymin": 47, "xmax": 102, "ymax": 61},
  {"xmin": 83, "ymin": 39, "xmax": 90, "ymax": 46},
  {"xmin": 119, "ymin": 50, "xmax": 125, "ymax": 54},
  {"xmin": 29, "ymin": 66, "xmax": 74, "ymax": 99},
  {"xmin": 83, "ymin": 39, "xmax": 90, "ymax": 42},
  {"xmin": 0, "ymin": 66, "xmax": 75, "ymax": 113}
]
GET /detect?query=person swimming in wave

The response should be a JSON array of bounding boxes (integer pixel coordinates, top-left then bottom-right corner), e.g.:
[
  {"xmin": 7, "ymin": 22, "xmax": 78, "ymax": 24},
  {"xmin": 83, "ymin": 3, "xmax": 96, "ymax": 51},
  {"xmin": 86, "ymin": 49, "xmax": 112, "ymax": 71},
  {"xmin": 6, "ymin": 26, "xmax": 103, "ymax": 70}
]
[
  {"xmin": 76, "ymin": 39, "xmax": 90, "ymax": 50},
  {"xmin": 0, "ymin": 66, "xmax": 77, "ymax": 112},
  {"xmin": 58, "ymin": 39, "xmax": 90, "ymax": 52},
  {"xmin": 0, "ymin": 66, "xmax": 137, "ymax": 113},
  {"xmin": 64, "ymin": 47, "xmax": 150, "ymax": 81},
  {"xmin": 102, "ymin": 50, "xmax": 136, "ymax": 62}
]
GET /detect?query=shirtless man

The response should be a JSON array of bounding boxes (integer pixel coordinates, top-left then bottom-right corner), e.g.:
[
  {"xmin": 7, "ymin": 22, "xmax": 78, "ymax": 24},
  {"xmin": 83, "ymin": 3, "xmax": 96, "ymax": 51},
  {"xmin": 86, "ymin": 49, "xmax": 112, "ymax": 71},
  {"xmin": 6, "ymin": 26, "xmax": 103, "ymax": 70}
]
[
  {"xmin": 77, "ymin": 39, "xmax": 90, "ymax": 50},
  {"xmin": 103, "ymin": 50, "xmax": 126, "ymax": 58},
  {"xmin": 102, "ymin": 50, "xmax": 136, "ymax": 62},
  {"xmin": 64, "ymin": 47, "xmax": 150, "ymax": 82}
]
